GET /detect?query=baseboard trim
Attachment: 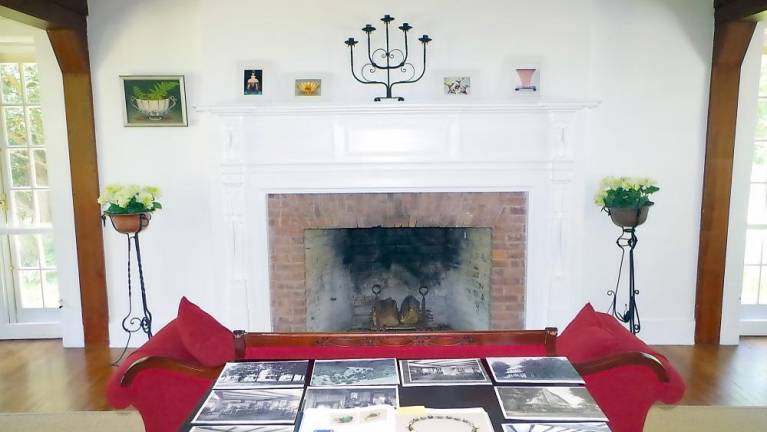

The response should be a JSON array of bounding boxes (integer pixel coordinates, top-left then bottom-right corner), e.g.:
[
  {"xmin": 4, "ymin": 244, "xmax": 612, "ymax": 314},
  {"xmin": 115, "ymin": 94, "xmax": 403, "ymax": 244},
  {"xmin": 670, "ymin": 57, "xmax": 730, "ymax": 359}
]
[
  {"xmin": 108, "ymin": 323, "xmax": 149, "ymax": 348},
  {"xmin": 740, "ymin": 319, "xmax": 767, "ymax": 336},
  {"xmin": 0, "ymin": 322, "xmax": 61, "ymax": 340},
  {"xmin": 633, "ymin": 318, "xmax": 696, "ymax": 345}
]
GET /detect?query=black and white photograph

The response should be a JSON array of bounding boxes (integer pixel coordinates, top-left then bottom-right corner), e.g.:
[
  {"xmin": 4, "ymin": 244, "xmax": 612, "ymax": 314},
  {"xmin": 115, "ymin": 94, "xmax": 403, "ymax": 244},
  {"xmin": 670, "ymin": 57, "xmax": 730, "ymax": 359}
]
[
  {"xmin": 487, "ymin": 357, "xmax": 584, "ymax": 384},
  {"xmin": 502, "ymin": 423, "xmax": 611, "ymax": 432},
  {"xmin": 495, "ymin": 386, "xmax": 607, "ymax": 422},
  {"xmin": 310, "ymin": 358, "xmax": 399, "ymax": 386},
  {"xmin": 443, "ymin": 76, "xmax": 471, "ymax": 95},
  {"xmin": 192, "ymin": 389, "xmax": 303, "ymax": 425},
  {"xmin": 400, "ymin": 359, "xmax": 491, "ymax": 386},
  {"xmin": 214, "ymin": 361, "xmax": 308, "ymax": 389},
  {"xmin": 191, "ymin": 426, "xmax": 296, "ymax": 432},
  {"xmin": 303, "ymin": 386, "xmax": 399, "ymax": 409}
]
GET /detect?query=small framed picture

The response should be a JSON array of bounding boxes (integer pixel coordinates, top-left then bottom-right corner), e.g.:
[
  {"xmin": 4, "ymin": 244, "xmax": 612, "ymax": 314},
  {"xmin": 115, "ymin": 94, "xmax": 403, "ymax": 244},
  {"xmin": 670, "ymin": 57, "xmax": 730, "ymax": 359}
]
[
  {"xmin": 506, "ymin": 56, "xmax": 543, "ymax": 98},
  {"xmin": 295, "ymin": 78, "xmax": 322, "ymax": 97},
  {"xmin": 289, "ymin": 73, "xmax": 328, "ymax": 99},
  {"xmin": 120, "ymin": 75, "xmax": 187, "ymax": 127},
  {"xmin": 243, "ymin": 69, "xmax": 264, "ymax": 96},
  {"xmin": 444, "ymin": 76, "xmax": 471, "ymax": 96},
  {"xmin": 513, "ymin": 68, "xmax": 539, "ymax": 93},
  {"xmin": 435, "ymin": 70, "xmax": 478, "ymax": 98}
]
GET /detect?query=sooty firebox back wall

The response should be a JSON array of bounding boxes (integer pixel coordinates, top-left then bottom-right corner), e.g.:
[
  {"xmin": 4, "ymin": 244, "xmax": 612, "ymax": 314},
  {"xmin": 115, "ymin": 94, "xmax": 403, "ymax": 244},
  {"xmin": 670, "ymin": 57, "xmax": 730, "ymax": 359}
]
[{"xmin": 305, "ymin": 227, "xmax": 492, "ymax": 331}]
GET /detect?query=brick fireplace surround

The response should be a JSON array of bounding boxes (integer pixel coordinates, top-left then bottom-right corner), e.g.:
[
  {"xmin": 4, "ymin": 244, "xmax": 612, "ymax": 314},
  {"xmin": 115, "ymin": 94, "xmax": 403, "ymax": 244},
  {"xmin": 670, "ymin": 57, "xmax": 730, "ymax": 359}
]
[{"xmin": 268, "ymin": 192, "xmax": 527, "ymax": 331}]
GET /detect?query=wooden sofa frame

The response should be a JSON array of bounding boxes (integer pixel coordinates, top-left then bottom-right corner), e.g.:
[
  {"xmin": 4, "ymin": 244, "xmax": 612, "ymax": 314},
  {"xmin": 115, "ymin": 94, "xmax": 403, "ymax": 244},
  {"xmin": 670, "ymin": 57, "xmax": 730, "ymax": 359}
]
[{"xmin": 120, "ymin": 328, "xmax": 670, "ymax": 387}]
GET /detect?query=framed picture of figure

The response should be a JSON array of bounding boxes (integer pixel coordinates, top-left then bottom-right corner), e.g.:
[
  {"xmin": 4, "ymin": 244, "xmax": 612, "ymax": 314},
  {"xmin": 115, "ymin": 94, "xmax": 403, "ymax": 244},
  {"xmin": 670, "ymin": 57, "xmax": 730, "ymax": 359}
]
[{"xmin": 243, "ymin": 69, "xmax": 264, "ymax": 96}]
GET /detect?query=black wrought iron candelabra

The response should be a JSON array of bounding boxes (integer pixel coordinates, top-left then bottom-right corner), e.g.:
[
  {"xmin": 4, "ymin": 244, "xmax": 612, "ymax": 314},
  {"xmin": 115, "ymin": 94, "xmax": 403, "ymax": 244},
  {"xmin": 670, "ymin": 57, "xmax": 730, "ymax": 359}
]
[
  {"xmin": 345, "ymin": 14, "xmax": 431, "ymax": 101},
  {"xmin": 607, "ymin": 227, "xmax": 641, "ymax": 334}
]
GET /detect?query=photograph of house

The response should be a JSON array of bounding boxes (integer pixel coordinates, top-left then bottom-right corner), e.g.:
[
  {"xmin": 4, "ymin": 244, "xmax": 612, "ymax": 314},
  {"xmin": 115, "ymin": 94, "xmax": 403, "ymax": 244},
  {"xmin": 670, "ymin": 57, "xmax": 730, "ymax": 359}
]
[
  {"xmin": 303, "ymin": 386, "xmax": 399, "ymax": 409},
  {"xmin": 401, "ymin": 359, "xmax": 491, "ymax": 385},
  {"xmin": 193, "ymin": 389, "xmax": 303, "ymax": 424}
]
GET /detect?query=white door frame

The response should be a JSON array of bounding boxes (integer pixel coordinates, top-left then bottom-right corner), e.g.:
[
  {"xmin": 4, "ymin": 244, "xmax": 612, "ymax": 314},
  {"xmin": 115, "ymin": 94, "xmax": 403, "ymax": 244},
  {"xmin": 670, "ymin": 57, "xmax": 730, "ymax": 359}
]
[{"xmin": 722, "ymin": 22, "xmax": 767, "ymax": 343}]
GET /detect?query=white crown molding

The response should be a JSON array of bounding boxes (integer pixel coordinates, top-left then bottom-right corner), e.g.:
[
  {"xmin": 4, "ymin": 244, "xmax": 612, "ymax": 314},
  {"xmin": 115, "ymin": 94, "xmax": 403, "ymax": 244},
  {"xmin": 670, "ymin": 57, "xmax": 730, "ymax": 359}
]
[{"xmin": 195, "ymin": 100, "xmax": 600, "ymax": 116}]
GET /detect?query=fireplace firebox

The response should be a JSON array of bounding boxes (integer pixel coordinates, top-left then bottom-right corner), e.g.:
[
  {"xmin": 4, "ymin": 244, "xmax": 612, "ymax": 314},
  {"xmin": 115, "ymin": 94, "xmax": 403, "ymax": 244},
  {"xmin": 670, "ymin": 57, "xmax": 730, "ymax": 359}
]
[
  {"xmin": 268, "ymin": 192, "xmax": 527, "ymax": 332},
  {"xmin": 305, "ymin": 227, "xmax": 491, "ymax": 331}
]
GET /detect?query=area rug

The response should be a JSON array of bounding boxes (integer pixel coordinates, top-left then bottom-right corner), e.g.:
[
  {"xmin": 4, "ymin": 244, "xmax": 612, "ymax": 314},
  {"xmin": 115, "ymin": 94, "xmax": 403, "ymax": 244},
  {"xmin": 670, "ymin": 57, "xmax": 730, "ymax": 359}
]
[
  {"xmin": 1, "ymin": 405, "xmax": 766, "ymax": 431},
  {"xmin": 0, "ymin": 410, "xmax": 143, "ymax": 432},
  {"xmin": 645, "ymin": 405, "xmax": 767, "ymax": 432}
]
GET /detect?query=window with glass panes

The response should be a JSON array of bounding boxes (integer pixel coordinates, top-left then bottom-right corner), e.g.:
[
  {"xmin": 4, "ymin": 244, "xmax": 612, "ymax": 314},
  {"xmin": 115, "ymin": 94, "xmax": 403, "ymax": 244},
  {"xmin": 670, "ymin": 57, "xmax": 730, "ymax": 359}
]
[
  {"xmin": 743, "ymin": 42, "xmax": 767, "ymax": 306},
  {"xmin": 0, "ymin": 62, "xmax": 59, "ymax": 313}
]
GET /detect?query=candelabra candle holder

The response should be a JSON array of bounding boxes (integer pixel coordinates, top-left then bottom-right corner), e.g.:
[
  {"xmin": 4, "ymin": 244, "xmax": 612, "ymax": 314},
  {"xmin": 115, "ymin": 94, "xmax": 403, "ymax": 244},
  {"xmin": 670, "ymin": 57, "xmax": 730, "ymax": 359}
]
[{"xmin": 345, "ymin": 14, "xmax": 431, "ymax": 101}]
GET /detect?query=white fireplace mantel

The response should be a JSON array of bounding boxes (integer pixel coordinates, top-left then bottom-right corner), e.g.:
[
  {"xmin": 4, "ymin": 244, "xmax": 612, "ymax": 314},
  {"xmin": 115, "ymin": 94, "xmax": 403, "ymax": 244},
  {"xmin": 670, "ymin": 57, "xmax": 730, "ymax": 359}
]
[
  {"xmin": 198, "ymin": 101, "xmax": 598, "ymax": 333},
  {"xmin": 197, "ymin": 101, "xmax": 599, "ymax": 115}
]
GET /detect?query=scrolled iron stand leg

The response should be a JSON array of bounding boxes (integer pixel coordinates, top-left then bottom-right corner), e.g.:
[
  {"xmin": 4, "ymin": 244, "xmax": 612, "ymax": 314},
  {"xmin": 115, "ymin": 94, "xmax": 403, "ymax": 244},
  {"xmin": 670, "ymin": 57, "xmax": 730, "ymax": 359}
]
[
  {"xmin": 110, "ymin": 214, "xmax": 153, "ymax": 365},
  {"xmin": 607, "ymin": 226, "xmax": 641, "ymax": 335}
]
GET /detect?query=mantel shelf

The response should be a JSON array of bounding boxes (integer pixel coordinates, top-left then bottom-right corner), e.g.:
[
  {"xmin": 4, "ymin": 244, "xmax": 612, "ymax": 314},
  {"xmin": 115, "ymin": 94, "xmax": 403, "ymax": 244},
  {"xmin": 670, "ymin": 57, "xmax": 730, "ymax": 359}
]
[{"xmin": 195, "ymin": 100, "xmax": 600, "ymax": 116}]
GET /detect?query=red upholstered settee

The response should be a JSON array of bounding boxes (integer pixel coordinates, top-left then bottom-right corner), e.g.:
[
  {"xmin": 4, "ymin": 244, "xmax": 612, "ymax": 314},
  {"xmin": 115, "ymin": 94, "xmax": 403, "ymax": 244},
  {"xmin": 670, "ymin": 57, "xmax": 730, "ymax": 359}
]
[{"xmin": 107, "ymin": 299, "xmax": 684, "ymax": 432}]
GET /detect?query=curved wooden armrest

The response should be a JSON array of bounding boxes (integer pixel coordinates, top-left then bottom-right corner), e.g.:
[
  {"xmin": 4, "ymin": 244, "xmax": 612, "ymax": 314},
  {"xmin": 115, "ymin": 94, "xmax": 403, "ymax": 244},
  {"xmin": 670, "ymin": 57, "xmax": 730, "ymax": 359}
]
[
  {"xmin": 572, "ymin": 351, "xmax": 670, "ymax": 383},
  {"xmin": 120, "ymin": 356, "xmax": 224, "ymax": 387}
]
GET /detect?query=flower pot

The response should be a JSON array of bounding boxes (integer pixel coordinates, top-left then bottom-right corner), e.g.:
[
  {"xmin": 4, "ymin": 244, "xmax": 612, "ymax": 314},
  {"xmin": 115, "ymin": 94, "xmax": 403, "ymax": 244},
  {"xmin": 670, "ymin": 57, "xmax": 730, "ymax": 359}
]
[
  {"xmin": 107, "ymin": 212, "xmax": 151, "ymax": 234},
  {"xmin": 130, "ymin": 96, "xmax": 177, "ymax": 120},
  {"xmin": 607, "ymin": 204, "xmax": 652, "ymax": 228}
]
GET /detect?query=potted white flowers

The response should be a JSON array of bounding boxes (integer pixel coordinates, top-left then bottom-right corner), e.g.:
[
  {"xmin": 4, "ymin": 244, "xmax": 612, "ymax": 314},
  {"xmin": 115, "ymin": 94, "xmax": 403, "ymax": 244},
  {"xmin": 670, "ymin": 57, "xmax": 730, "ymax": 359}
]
[
  {"xmin": 98, "ymin": 184, "xmax": 162, "ymax": 234},
  {"xmin": 130, "ymin": 82, "xmax": 179, "ymax": 121},
  {"xmin": 594, "ymin": 176, "xmax": 659, "ymax": 228}
]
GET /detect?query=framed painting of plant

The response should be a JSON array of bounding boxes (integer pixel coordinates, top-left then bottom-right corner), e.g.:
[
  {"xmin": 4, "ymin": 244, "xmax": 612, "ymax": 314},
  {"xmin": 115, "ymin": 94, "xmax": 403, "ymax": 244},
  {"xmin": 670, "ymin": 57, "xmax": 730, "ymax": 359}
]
[{"xmin": 120, "ymin": 75, "xmax": 187, "ymax": 127}]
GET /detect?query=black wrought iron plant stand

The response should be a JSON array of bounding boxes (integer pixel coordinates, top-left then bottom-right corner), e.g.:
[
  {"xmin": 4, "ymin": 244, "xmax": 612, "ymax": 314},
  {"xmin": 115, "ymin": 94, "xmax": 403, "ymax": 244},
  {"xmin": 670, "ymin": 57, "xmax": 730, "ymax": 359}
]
[
  {"xmin": 608, "ymin": 226, "xmax": 641, "ymax": 334},
  {"xmin": 345, "ymin": 14, "xmax": 431, "ymax": 101},
  {"xmin": 110, "ymin": 217, "xmax": 153, "ymax": 364}
]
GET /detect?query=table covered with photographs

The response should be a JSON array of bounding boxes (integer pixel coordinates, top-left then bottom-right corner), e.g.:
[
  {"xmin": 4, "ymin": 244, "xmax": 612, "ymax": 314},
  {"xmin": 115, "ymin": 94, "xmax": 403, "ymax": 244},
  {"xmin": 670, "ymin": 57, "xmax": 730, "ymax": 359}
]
[{"xmin": 180, "ymin": 357, "xmax": 611, "ymax": 432}]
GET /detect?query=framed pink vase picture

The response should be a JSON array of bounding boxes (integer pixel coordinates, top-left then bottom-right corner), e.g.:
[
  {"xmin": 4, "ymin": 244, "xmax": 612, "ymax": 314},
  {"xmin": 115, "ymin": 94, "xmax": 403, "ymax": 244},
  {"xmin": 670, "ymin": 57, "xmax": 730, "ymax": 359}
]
[
  {"xmin": 514, "ymin": 68, "xmax": 538, "ymax": 92},
  {"xmin": 506, "ymin": 57, "xmax": 542, "ymax": 98}
]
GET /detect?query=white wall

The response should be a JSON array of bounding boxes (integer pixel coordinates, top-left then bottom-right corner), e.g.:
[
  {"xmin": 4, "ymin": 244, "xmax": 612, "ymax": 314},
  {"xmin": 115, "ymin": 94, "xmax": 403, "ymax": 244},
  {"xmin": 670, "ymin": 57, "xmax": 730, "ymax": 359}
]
[
  {"xmin": 0, "ymin": 19, "xmax": 82, "ymax": 345},
  {"xmin": 583, "ymin": 1, "xmax": 713, "ymax": 343},
  {"xmin": 87, "ymin": 0, "xmax": 713, "ymax": 346},
  {"xmin": 88, "ymin": 0, "xmax": 211, "ymax": 346}
]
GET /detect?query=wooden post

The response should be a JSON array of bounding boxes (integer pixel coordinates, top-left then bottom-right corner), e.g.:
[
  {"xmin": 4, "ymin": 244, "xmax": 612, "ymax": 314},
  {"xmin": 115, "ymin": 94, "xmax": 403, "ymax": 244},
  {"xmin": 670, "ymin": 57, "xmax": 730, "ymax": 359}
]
[
  {"xmin": 695, "ymin": 20, "xmax": 756, "ymax": 344},
  {"xmin": 47, "ymin": 29, "xmax": 108, "ymax": 346}
]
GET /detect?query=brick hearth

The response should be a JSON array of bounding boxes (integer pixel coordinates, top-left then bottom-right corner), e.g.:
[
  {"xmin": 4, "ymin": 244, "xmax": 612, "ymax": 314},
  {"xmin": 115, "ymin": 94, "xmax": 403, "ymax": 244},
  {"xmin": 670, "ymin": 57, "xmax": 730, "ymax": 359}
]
[{"xmin": 267, "ymin": 192, "xmax": 527, "ymax": 331}]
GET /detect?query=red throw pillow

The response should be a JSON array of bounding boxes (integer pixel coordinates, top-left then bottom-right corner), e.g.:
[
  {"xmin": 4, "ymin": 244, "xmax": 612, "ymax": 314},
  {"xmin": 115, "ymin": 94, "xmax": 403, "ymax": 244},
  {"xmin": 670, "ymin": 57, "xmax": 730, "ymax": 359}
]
[
  {"xmin": 176, "ymin": 296, "xmax": 235, "ymax": 367},
  {"xmin": 558, "ymin": 303, "xmax": 621, "ymax": 362}
]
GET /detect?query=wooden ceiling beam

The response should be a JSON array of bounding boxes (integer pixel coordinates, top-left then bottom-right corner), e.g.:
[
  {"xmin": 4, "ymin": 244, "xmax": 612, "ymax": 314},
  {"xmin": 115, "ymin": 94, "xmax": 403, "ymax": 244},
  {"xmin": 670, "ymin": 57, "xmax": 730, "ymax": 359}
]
[
  {"xmin": 0, "ymin": 0, "xmax": 86, "ymax": 31},
  {"xmin": 716, "ymin": 0, "xmax": 767, "ymax": 22}
]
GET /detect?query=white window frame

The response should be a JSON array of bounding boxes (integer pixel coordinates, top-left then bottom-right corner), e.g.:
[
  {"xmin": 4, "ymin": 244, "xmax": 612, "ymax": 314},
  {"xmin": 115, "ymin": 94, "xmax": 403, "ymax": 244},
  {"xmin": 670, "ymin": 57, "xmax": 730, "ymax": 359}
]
[{"xmin": 0, "ymin": 49, "xmax": 64, "ymax": 346}]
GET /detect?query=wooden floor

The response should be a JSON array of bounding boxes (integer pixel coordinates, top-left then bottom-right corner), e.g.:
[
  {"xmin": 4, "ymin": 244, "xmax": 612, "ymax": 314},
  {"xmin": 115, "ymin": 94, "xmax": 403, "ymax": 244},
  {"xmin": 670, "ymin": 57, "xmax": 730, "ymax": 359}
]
[
  {"xmin": 0, "ymin": 337, "xmax": 764, "ymax": 412},
  {"xmin": 654, "ymin": 337, "xmax": 767, "ymax": 406},
  {"xmin": 0, "ymin": 339, "xmax": 133, "ymax": 412}
]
